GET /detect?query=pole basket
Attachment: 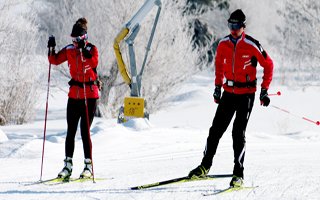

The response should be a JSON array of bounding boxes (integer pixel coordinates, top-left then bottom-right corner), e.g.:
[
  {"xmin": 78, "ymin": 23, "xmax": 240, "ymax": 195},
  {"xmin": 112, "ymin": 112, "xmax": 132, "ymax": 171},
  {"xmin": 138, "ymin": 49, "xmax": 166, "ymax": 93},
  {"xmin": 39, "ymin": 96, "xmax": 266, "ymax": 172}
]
[{"xmin": 117, "ymin": 97, "xmax": 149, "ymax": 123}]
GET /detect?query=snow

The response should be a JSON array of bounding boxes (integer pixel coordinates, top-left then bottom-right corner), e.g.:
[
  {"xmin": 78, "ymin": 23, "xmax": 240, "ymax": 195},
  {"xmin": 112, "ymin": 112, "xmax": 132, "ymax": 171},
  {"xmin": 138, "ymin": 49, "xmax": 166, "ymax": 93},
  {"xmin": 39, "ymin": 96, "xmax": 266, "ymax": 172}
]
[
  {"xmin": 0, "ymin": 129, "xmax": 8, "ymax": 142},
  {"xmin": 1, "ymin": 70, "xmax": 320, "ymax": 200}
]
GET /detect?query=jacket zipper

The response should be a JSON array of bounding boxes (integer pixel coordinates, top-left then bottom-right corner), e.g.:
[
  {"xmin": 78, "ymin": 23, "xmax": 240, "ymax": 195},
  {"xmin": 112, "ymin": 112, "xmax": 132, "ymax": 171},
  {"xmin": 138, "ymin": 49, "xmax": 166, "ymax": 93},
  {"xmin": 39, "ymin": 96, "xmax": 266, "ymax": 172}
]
[
  {"xmin": 76, "ymin": 53, "xmax": 80, "ymax": 99},
  {"xmin": 231, "ymin": 41, "xmax": 238, "ymax": 93}
]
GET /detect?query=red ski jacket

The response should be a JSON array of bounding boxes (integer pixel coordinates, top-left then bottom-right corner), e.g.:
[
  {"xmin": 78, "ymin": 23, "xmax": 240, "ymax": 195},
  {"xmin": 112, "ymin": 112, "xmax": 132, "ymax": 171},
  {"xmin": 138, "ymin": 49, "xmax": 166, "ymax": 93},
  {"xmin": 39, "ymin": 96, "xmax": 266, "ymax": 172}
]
[
  {"xmin": 215, "ymin": 32, "xmax": 273, "ymax": 94},
  {"xmin": 48, "ymin": 43, "xmax": 99, "ymax": 99}
]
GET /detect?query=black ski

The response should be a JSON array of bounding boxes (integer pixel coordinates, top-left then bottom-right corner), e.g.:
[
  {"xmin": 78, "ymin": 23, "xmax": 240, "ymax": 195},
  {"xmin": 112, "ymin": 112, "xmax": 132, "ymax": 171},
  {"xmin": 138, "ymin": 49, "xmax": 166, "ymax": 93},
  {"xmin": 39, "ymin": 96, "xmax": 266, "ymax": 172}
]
[{"xmin": 131, "ymin": 174, "xmax": 232, "ymax": 190}]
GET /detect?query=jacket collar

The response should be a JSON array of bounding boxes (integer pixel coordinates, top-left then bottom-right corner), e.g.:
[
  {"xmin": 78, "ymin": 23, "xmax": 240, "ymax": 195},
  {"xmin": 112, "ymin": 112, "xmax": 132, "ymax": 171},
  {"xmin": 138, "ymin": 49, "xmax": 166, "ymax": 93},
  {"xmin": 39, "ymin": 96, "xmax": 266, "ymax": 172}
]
[{"xmin": 229, "ymin": 31, "xmax": 245, "ymax": 44}]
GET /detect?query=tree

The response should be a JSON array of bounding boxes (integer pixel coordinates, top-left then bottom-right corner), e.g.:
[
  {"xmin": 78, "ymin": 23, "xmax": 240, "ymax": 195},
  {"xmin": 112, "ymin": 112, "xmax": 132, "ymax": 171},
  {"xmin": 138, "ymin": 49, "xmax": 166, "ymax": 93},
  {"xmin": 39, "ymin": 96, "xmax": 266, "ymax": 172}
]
[
  {"xmin": 184, "ymin": 0, "xmax": 230, "ymax": 68},
  {"xmin": 0, "ymin": 0, "xmax": 42, "ymax": 125},
  {"xmin": 275, "ymin": 0, "xmax": 320, "ymax": 86}
]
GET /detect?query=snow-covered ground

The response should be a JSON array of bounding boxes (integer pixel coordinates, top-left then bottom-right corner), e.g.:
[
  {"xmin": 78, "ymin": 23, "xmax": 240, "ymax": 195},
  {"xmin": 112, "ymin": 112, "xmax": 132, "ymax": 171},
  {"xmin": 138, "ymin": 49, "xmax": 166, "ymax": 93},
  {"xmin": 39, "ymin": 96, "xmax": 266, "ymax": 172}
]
[{"xmin": 1, "ymin": 71, "xmax": 320, "ymax": 200}]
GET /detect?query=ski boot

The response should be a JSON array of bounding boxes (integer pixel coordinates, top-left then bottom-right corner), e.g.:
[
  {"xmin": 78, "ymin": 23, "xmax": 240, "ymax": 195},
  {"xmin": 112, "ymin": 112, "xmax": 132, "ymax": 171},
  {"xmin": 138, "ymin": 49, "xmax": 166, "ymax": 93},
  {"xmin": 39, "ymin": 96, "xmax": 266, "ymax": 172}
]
[
  {"xmin": 57, "ymin": 157, "xmax": 73, "ymax": 180},
  {"xmin": 188, "ymin": 165, "xmax": 210, "ymax": 179},
  {"xmin": 79, "ymin": 158, "xmax": 93, "ymax": 178},
  {"xmin": 230, "ymin": 175, "xmax": 243, "ymax": 187}
]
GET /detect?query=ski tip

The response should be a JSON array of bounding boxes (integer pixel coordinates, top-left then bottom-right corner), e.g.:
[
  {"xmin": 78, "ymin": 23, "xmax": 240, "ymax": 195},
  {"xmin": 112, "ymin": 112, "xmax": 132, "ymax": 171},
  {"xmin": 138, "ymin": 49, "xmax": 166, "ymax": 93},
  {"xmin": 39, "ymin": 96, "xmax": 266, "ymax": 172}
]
[
  {"xmin": 202, "ymin": 185, "xmax": 259, "ymax": 196},
  {"xmin": 131, "ymin": 186, "xmax": 144, "ymax": 190},
  {"xmin": 316, "ymin": 121, "xmax": 320, "ymax": 126}
]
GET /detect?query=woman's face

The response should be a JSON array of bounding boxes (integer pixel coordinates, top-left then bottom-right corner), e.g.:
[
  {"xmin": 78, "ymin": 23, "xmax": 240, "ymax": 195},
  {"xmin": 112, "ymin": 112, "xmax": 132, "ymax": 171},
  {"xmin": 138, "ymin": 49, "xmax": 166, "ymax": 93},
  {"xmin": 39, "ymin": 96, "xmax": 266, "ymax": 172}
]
[{"xmin": 72, "ymin": 37, "xmax": 80, "ymax": 48}]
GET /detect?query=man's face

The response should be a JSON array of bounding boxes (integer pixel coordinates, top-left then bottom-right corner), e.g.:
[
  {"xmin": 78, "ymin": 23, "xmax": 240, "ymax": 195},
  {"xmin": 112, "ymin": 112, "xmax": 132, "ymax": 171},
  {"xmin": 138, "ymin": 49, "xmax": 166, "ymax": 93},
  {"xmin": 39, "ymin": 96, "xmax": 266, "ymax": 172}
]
[
  {"xmin": 228, "ymin": 22, "xmax": 244, "ymax": 38},
  {"xmin": 230, "ymin": 27, "xmax": 244, "ymax": 38}
]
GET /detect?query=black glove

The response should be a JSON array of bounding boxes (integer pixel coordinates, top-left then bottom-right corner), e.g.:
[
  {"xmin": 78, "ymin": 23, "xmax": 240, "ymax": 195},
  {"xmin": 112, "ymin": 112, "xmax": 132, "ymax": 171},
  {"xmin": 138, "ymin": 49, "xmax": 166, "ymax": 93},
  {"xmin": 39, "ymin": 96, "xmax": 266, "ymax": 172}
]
[
  {"xmin": 251, "ymin": 56, "xmax": 257, "ymax": 67},
  {"xmin": 77, "ymin": 39, "xmax": 86, "ymax": 49},
  {"xmin": 213, "ymin": 86, "xmax": 221, "ymax": 104},
  {"xmin": 260, "ymin": 88, "xmax": 270, "ymax": 107},
  {"xmin": 47, "ymin": 35, "xmax": 56, "ymax": 48},
  {"xmin": 82, "ymin": 47, "xmax": 92, "ymax": 58}
]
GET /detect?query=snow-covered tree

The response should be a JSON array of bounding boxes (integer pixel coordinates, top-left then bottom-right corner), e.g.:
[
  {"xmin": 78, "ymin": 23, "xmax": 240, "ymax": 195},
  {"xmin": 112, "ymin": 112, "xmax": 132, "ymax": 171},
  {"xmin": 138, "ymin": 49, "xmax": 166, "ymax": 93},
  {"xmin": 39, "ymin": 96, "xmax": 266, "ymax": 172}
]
[
  {"xmin": 0, "ymin": 0, "xmax": 41, "ymax": 125},
  {"xmin": 184, "ymin": 0, "xmax": 230, "ymax": 68},
  {"xmin": 275, "ymin": 0, "xmax": 320, "ymax": 86}
]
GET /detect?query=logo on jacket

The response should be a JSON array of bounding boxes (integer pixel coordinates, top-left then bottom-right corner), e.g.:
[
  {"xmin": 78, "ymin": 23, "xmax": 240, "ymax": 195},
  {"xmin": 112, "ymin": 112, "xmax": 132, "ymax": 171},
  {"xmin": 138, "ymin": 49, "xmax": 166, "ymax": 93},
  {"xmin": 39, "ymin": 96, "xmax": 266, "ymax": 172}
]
[
  {"xmin": 84, "ymin": 65, "xmax": 91, "ymax": 73},
  {"xmin": 243, "ymin": 59, "xmax": 251, "ymax": 69}
]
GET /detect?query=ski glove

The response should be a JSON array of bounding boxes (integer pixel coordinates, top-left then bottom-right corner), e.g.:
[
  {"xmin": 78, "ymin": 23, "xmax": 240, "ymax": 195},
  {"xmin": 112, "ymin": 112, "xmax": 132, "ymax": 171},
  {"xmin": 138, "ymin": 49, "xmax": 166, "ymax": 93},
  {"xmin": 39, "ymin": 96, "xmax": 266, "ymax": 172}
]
[
  {"xmin": 213, "ymin": 86, "xmax": 222, "ymax": 104},
  {"xmin": 251, "ymin": 56, "xmax": 257, "ymax": 67},
  {"xmin": 77, "ymin": 39, "xmax": 86, "ymax": 49},
  {"xmin": 47, "ymin": 35, "xmax": 56, "ymax": 48},
  {"xmin": 260, "ymin": 88, "xmax": 270, "ymax": 107},
  {"xmin": 82, "ymin": 48, "xmax": 92, "ymax": 59}
]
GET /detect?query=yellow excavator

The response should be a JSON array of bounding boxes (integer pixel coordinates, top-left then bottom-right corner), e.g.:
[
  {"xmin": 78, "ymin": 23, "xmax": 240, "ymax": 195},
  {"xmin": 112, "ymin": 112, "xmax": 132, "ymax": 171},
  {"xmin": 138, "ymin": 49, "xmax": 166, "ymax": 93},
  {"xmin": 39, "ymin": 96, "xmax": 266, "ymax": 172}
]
[{"xmin": 114, "ymin": 0, "xmax": 162, "ymax": 123}]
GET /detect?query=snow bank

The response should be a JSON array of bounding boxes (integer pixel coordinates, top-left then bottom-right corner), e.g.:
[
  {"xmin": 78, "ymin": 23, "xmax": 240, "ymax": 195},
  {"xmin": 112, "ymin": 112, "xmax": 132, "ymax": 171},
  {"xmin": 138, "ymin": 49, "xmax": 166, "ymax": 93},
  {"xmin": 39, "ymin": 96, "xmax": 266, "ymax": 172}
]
[
  {"xmin": 122, "ymin": 118, "xmax": 153, "ymax": 131},
  {"xmin": 0, "ymin": 128, "xmax": 8, "ymax": 142}
]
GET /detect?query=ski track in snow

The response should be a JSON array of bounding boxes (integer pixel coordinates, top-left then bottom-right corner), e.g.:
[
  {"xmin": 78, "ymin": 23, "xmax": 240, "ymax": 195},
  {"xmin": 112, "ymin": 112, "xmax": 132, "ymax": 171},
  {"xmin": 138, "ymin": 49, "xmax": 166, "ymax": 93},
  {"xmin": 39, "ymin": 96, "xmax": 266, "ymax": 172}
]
[{"xmin": 1, "ymin": 71, "xmax": 320, "ymax": 200}]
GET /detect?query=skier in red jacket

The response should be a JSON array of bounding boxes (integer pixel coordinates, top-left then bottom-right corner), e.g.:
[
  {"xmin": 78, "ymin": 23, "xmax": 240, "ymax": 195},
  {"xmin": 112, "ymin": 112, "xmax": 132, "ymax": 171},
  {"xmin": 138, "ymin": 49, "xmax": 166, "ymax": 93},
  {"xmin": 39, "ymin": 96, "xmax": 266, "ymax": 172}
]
[
  {"xmin": 188, "ymin": 9, "xmax": 274, "ymax": 187},
  {"xmin": 47, "ymin": 18, "xmax": 99, "ymax": 179}
]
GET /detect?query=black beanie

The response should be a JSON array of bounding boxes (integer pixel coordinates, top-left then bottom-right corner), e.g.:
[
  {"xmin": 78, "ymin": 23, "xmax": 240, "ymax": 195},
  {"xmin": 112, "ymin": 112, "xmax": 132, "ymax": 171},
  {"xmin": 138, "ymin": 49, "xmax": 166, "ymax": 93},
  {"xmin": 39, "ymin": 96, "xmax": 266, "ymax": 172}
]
[
  {"xmin": 228, "ymin": 9, "xmax": 246, "ymax": 26},
  {"xmin": 71, "ymin": 18, "xmax": 88, "ymax": 37}
]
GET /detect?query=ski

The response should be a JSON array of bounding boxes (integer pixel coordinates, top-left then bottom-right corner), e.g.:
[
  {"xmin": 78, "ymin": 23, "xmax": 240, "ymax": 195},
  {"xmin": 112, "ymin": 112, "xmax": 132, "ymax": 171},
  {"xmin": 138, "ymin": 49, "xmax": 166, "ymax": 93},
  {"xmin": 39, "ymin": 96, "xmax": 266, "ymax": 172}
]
[
  {"xmin": 24, "ymin": 177, "xmax": 106, "ymax": 186},
  {"xmin": 43, "ymin": 177, "xmax": 72, "ymax": 185},
  {"xmin": 23, "ymin": 177, "xmax": 67, "ymax": 186},
  {"xmin": 202, "ymin": 185, "xmax": 259, "ymax": 196},
  {"xmin": 131, "ymin": 174, "xmax": 232, "ymax": 190},
  {"xmin": 45, "ymin": 177, "xmax": 107, "ymax": 185},
  {"xmin": 70, "ymin": 177, "xmax": 106, "ymax": 183}
]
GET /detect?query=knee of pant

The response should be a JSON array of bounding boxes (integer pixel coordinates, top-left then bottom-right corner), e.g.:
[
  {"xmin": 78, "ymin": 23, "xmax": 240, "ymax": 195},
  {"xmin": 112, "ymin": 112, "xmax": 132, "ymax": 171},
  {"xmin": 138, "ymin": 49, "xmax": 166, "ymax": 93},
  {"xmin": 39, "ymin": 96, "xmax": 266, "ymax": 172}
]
[
  {"xmin": 232, "ymin": 129, "xmax": 246, "ymax": 137},
  {"xmin": 66, "ymin": 133, "xmax": 75, "ymax": 141},
  {"xmin": 209, "ymin": 127, "xmax": 226, "ymax": 138},
  {"xmin": 208, "ymin": 133, "xmax": 223, "ymax": 143}
]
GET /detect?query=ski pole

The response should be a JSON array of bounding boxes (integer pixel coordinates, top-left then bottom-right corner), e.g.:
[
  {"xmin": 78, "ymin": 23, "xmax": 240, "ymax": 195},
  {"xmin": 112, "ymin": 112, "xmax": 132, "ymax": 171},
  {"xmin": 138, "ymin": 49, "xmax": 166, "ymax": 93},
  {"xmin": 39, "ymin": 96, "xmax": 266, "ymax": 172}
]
[
  {"xmin": 271, "ymin": 105, "xmax": 320, "ymax": 126},
  {"xmin": 80, "ymin": 49, "xmax": 95, "ymax": 183},
  {"xmin": 268, "ymin": 91, "xmax": 281, "ymax": 96},
  {"xmin": 40, "ymin": 52, "xmax": 52, "ymax": 181}
]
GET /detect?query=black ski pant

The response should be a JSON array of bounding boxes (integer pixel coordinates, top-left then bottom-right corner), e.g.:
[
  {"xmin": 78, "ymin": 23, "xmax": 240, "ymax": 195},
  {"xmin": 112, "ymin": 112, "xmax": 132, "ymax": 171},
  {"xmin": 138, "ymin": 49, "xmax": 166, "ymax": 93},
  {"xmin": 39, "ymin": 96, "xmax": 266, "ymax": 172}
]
[
  {"xmin": 201, "ymin": 91, "xmax": 255, "ymax": 178},
  {"xmin": 65, "ymin": 98, "xmax": 97, "ymax": 159}
]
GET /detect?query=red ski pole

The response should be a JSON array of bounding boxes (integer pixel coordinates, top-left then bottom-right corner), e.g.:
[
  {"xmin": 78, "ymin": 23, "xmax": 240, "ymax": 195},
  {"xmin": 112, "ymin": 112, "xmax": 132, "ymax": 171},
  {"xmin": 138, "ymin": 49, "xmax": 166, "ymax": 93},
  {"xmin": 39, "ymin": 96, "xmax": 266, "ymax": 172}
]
[
  {"xmin": 80, "ymin": 49, "xmax": 95, "ymax": 183},
  {"xmin": 40, "ymin": 54, "xmax": 52, "ymax": 181},
  {"xmin": 267, "ymin": 91, "xmax": 319, "ymax": 126},
  {"xmin": 271, "ymin": 105, "xmax": 320, "ymax": 126},
  {"xmin": 268, "ymin": 91, "xmax": 281, "ymax": 96}
]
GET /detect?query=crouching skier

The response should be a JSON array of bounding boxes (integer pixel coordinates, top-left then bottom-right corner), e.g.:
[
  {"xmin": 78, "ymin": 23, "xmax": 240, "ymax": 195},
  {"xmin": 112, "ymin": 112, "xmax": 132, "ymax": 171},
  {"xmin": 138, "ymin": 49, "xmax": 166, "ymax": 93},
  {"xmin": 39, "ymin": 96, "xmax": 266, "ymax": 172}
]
[
  {"xmin": 47, "ymin": 18, "xmax": 99, "ymax": 180},
  {"xmin": 188, "ymin": 9, "xmax": 274, "ymax": 187}
]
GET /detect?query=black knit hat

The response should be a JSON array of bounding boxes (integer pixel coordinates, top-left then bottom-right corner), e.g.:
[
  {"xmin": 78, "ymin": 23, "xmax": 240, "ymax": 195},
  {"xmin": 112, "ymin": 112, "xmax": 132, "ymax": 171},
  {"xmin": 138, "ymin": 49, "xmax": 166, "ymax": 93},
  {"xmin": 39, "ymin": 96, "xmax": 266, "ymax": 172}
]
[
  {"xmin": 71, "ymin": 18, "xmax": 88, "ymax": 37},
  {"xmin": 228, "ymin": 9, "xmax": 246, "ymax": 27}
]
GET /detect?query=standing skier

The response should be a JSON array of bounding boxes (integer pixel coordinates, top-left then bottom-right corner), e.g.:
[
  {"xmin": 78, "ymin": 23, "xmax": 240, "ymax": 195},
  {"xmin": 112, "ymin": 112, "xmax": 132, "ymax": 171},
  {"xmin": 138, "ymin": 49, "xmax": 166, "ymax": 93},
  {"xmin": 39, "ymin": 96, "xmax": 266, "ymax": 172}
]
[
  {"xmin": 188, "ymin": 9, "xmax": 273, "ymax": 187},
  {"xmin": 47, "ymin": 18, "xmax": 99, "ymax": 179}
]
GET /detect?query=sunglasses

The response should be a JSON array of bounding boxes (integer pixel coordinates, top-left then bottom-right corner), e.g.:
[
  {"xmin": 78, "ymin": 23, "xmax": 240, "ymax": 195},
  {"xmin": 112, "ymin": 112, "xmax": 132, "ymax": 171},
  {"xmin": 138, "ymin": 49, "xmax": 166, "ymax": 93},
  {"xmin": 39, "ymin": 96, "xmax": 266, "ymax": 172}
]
[
  {"xmin": 72, "ymin": 34, "xmax": 88, "ymax": 43},
  {"xmin": 228, "ymin": 22, "xmax": 243, "ymax": 30}
]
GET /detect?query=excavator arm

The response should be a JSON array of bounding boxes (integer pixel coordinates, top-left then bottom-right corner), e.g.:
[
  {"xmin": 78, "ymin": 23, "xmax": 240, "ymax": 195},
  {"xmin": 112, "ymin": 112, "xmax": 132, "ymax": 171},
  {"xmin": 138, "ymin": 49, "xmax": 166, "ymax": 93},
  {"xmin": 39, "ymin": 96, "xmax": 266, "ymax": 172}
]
[
  {"xmin": 113, "ymin": 0, "xmax": 162, "ymax": 92},
  {"xmin": 114, "ymin": 0, "xmax": 162, "ymax": 123}
]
